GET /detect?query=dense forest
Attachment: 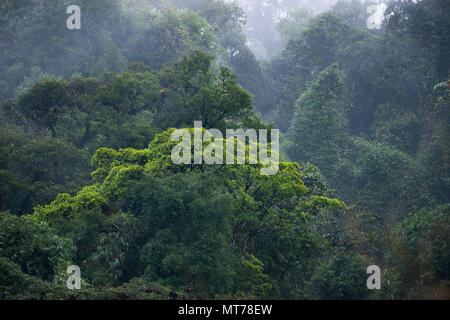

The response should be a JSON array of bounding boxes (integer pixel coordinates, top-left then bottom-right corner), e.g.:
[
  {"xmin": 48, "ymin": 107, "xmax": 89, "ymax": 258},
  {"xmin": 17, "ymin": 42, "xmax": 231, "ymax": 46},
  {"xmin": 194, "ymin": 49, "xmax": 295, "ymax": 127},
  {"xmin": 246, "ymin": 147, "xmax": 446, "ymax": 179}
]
[{"xmin": 0, "ymin": 0, "xmax": 448, "ymax": 300}]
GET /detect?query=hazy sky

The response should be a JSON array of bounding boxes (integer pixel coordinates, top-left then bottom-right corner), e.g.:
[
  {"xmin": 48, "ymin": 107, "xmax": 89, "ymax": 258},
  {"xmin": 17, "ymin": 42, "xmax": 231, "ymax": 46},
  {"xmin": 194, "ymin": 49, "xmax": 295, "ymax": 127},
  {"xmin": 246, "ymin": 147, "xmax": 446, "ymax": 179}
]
[
  {"xmin": 231, "ymin": 0, "xmax": 389, "ymax": 59},
  {"xmin": 234, "ymin": 0, "xmax": 340, "ymax": 14}
]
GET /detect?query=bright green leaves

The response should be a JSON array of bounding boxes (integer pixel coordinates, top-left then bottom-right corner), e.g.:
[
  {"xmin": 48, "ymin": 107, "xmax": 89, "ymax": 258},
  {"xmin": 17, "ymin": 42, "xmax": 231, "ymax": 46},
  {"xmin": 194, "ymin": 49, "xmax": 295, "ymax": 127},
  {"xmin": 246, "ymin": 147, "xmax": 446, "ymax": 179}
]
[
  {"xmin": 303, "ymin": 196, "xmax": 348, "ymax": 212},
  {"xmin": 103, "ymin": 165, "xmax": 145, "ymax": 197},
  {"xmin": 33, "ymin": 185, "xmax": 106, "ymax": 226},
  {"xmin": 32, "ymin": 186, "xmax": 107, "ymax": 246},
  {"xmin": 91, "ymin": 147, "xmax": 152, "ymax": 182},
  {"xmin": 234, "ymin": 254, "xmax": 273, "ymax": 299}
]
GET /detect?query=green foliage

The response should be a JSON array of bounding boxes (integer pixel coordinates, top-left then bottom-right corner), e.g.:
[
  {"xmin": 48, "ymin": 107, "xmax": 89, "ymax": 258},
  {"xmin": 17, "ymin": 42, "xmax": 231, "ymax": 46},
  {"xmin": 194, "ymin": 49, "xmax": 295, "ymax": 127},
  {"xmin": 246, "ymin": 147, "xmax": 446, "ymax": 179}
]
[
  {"xmin": 0, "ymin": 256, "xmax": 172, "ymax": 300},
  {"xmin": 0, "ymin": 125, "xmax": 90, "ymax": 214},
  {"xmin": 28, "ymin": 126, "xmax": 349, "ymax": 298},
  {"xmin": 124, "ymin": 8, "xmax": 224, "ymax": 70},
  {"xmin": 350, "ymin": 137, "xmax": 419, "ymax": 216},
  {"xmin": 417, "ymin": 81, "xmax": 450, "ymax": 205},
  {"xmin": 0, "ymin": 212, "xmax": 75, "ymax": 281},
  {"xmin": 156, "ymin": 51, "xmax": 254, "ymax": 130},
  {"xmin": 0, "ymin": 0, "xmax": 231, "ymax": 103},
  {"xmin": 387, "ymin": 205, "xmax": 450, "ymax": 299},
  {"xmin": 0, "ymin": 256, "xmax": 69, "ymax": 300},
  {"xmin": 0, "ymin": 0, "xmax": 448, "ymax": 301},
  {"xmin": 277, "ymin": 8, "xmax": 312, "ymax": 45},
  {"xmin": 33, "ymin": 185, "xmax": 107, "ymax": 230},
  {"xmin": 134, "ymin": 174, "xmax": 234, "ymax": 297},
  {"xmin": 371, "ymin": 103, "xmax": 422, "ymax": 155},
  {"xmin": 15, "ymin": 77, "xmax": 72, "ymax": 137},
  {"xmin": 286, "ymin": 63, "xmax": 350, "ymax": 185},
  {"xmin": 268, "ymin": 13, "xmax": 369, "ymax": 131},
  {"xmin": 308, "ymin": 250, "xmax": 369, "ymax": 300},
  {"xmin": 3, "ymin": 71, "xmax": 159, "ymax": 153},
  {"xmin": 3, "ymin": 51, "xmax": 259, "ymax": 154},
  {"xmin": 234, "ymin": 255, "xmax": 273, "ymax": 299}
]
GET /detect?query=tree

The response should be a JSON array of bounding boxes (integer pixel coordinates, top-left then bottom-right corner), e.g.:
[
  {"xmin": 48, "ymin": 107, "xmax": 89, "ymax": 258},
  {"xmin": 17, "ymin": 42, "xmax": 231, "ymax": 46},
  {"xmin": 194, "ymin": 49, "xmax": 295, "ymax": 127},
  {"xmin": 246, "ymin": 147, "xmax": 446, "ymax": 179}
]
[
  {"xmin": 386, "ymin": 0, "xmax": 450, "ymax": 82},
  {"xmin": 276, "ymin": 8, "xmax": 312, "ymax": 45},
  {"xmin": 371, "ymin": 103, "xmax": 422, "ymax": 156},
  {"xmin": 33, "ymin": 126, "xmax": 347, "ymax": 298},
  {"xmin": 287, "ymin": 63, "xmax": 349, "ymax": 184},
  {"xmin": 388, "ymin": 205, "xmax": 450, "ymax": 299},
  {"xmin": 124, "ymin": 8, "xmax": 224, "ymax": 71},
  {"xmin": 0, "ymin": 0, "xmax": 125, "ymax": 102},
  {"xmin": 15, "ymin": 78, "xmax": 72, "ymax": 138},
  {"xmin": 0, "ymin": 211, "xmax": 75, "ymax": 281},
  {"xmin": 156, "ymin": 51, "xmax": 254, "ymax": 130},
  {"xmin": 350, "ymin": 137, "xmax": 419, "ymax": 216},
  {"xmin": 0, "ymin": 125, "xmax": 90, "ymax": 214},
  {"xmin": 268, "ymin": 13, "xmax": 370, "ymax": 131}
]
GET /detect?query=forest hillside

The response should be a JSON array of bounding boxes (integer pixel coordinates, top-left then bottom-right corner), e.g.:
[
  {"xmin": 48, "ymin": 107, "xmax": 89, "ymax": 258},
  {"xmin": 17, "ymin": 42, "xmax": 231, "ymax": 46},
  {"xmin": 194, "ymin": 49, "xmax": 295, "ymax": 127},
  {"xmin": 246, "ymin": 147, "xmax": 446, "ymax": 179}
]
[{"xmin": 0, "ymin": 0, "xmax": 448, "ymax": 300}]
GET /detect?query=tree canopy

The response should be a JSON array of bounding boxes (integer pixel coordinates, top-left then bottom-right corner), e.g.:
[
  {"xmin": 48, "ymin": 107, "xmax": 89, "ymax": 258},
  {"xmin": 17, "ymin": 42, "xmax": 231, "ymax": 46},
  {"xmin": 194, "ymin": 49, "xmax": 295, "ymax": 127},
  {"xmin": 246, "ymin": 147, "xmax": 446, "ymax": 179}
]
[{"xmin": 0, "ymin": 0, "xmax": 448, "ymax": 300}]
